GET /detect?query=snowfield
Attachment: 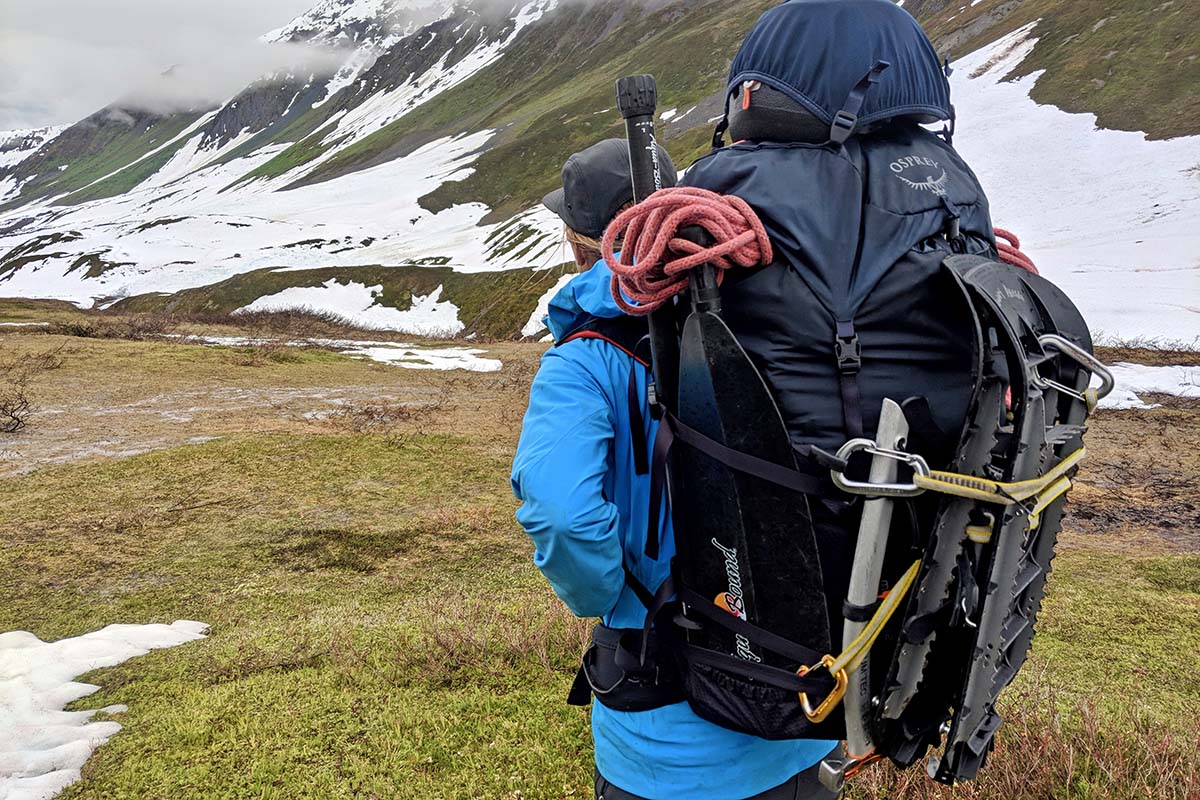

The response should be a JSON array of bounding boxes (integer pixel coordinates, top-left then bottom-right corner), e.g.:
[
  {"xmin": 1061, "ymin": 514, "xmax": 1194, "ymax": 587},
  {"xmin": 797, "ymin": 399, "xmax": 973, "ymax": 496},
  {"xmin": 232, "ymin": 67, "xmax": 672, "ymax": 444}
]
[
  {"xmin": 951, "ymin": 23, "xmax": 1200, "ymax": 344},
  {"xmin": 0, "ymin": 621, "xmax": 208, "ymax": 800},
  {"xmin": 176, "ymin": 334, "xmax": 503, "ymax": 371},
  {"xmin": 1098, "ymin": 362, "xmax": 1200, "ymax": 410},
  {"xmin": 237, "ymin": 279, "xmax": 466, "ymax": 336}
]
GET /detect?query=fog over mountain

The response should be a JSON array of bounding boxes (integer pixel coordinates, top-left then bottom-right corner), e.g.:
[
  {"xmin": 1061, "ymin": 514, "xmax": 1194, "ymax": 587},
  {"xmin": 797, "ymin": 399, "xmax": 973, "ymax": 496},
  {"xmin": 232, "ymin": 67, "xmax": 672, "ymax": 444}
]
[{"xmin": 0, "ymin": 0, "xmax": 316, "ymax": 128}]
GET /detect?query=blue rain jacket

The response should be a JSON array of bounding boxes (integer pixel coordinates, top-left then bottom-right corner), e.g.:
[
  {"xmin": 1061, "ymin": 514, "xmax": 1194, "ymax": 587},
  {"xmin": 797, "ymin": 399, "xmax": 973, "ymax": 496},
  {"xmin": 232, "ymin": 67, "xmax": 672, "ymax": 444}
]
[{"xmin": 511, "ymin": 260, "xmax": 835, "ymax": 800}]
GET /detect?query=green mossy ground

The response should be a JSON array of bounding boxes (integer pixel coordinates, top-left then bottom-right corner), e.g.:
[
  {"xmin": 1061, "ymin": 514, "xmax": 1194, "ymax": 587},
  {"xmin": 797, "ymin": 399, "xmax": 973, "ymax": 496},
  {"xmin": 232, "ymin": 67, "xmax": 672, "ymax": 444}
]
[
  {"xmin": 915, "ymin": 0, "xmax": 1200, "ymax": 140},
  {"xmin": 0, "ymin": 318, "xmax": 1196, "ymax": 799}
]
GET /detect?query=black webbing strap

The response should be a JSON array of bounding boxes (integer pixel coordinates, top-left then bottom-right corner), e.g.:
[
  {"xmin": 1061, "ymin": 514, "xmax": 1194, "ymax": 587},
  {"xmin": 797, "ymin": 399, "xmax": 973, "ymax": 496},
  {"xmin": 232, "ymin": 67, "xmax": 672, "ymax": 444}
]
[
  {"xmin": 842, "ymin": 598, "xmax": 881, "ymax": 623},
  {"xmin": 644, "ymin": 411, "xmax": 828, "ymax": 560},
  {"xmin": 629, "ymin": 567, "xmax": 676, "ymax": 664},
  {"xmin": 678, "ymin": 642, "xmax": 834, "ymax": 695},
  {"xmin": 679, "ymin": 586, "xmax": 825, "ymax": 667},
  {"xmin": 828, "ymin": 61, "xmax": 891, "ymax": 145},
  {"xmin": 668, "ymin": 414, "xmax": 827, "ymax": 495},
  {"xmin": 624, "ymin": 567, "xmax": 657, "ymax": 610},
  {"xmin": 628, "ymin": 360, "xmax": 649, "ymax": 475},
  {"xmin": 835, "ymin": 320, "xmax": 865, "ymax": 440},
  {"xmin": 712, "ymin": 115, "xmax": 729, "ymax": 149},
  {"xmin": 645, "ymin": 421, "xmax": 674, "ymax": 560}
]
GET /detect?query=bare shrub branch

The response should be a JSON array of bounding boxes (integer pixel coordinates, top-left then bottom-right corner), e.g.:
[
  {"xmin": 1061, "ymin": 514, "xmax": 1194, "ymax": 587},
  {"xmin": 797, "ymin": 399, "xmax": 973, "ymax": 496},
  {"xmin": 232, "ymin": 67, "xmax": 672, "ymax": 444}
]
[{"xmin": 0, "ymin": 344, "xmax": 65, "ymax": 434}]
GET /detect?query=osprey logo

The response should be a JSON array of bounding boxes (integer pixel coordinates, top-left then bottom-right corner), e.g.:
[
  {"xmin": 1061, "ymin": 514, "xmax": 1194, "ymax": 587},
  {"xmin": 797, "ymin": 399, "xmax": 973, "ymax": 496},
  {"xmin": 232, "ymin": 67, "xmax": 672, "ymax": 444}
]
[{"xmin": 891, "ymin": 155, "xmax": 949, "ymax": 197}]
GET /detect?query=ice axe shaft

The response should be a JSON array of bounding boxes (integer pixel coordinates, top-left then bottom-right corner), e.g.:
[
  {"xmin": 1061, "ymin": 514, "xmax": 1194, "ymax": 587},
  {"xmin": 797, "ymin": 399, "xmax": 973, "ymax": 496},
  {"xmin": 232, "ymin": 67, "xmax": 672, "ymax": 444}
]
[{"xmin": 836, "ymin": 399, "xmax": 910, "ymax": 771}]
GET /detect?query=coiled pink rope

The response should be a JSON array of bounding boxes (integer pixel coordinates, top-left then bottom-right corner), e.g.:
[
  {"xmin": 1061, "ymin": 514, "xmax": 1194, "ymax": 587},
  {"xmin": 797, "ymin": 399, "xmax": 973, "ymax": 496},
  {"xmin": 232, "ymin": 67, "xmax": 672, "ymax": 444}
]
[
  {"xmin": 601, "ymin": 188, "xmax": 1039, "ymax": 315},
  {"xmin": 995, "ymin": 227, "xmax": 1038, "ymax": 274},
  {"xmin": 602, "ymin": 187, "xmax": 773, "ymax": 316}
]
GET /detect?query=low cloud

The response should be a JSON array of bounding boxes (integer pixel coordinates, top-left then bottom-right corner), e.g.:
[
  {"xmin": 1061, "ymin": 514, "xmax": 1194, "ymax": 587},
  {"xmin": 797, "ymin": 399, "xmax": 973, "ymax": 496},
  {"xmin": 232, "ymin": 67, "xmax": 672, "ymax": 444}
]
[
  {"xmin": 117, "ymin": 42, "xmax": 348, "ymax": 118},
  {"xmin": 0, "ymin": 0, "xmax": 326, "ymax": 129}
]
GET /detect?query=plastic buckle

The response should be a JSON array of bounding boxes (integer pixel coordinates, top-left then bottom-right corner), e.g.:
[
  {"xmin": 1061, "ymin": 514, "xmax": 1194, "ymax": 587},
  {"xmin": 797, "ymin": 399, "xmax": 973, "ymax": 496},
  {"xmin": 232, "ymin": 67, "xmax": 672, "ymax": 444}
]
[
  {"xmin": 647, "ymin": 379, "xmax": 663, "ymax": 420},
  {"xmin": 835, "ymin": 334, "xmax": 862, "ymax": 374},
  {"xmin": 830, "ymin": 110, "xmax": 857, "ymax": 144}
]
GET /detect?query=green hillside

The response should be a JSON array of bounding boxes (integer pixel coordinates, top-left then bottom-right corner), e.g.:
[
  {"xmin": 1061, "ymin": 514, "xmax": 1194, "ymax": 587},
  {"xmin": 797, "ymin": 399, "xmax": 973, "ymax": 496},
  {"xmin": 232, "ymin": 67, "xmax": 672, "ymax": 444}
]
[
  {"xmin": 110, "ymin": 263, "xmax": 574, "ymax": 339},
  {"xmin": 912, "ymin": 0, "xmax": 1200, "ymax": 140},
  {"xmin": 280, "ymin": 0, "xmax": 1200, "ymax": 220},
  {"xmin": 290, "ymin": 0, "xmax": 774, "ymax": 222},
  {"xmin": 0, "ymin": 109, "xmax": 203, "ymax": 210}
]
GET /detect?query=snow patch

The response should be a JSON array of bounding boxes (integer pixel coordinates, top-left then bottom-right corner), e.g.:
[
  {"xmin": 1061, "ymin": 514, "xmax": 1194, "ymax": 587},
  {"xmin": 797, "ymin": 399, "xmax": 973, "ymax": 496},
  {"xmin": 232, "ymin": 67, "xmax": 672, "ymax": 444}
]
[
  {"xmin": 521, "ymin": 273, "xmax": 573, "ymax": 337},
  {"xmin": 0, "ymin": 621, "xmax": 208, "ymax": 800},
  {"xmin": 174, "ymin": 333, "xmax": 501, "ymax": 371},
  {"xmin": 338, "ymin": 342, "xmax": 501, "ymax": 371},
  {"xmin": 237, "ymin": 279, "xmax": 464, "ymax": 336},
  {"xmin": 1097, "ymin": 362, "xmax": 1200, "ymax": 410},
  {"xmin": 0, "ymin": 126, "xmax": 66, "ymax": 171}
]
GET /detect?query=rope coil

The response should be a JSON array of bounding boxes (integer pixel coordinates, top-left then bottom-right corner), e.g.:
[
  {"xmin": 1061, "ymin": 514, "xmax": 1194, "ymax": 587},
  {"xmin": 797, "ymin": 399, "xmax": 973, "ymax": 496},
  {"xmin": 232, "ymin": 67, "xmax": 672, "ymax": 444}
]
[
  {"xmin": 601, "ymin": 187, "xmax": 1038, "ymax": 313},
  {"xmin": 995, "ymin": 227, "xmax": 1038, "ymax": 274},
  {"xmin": 602, "ymin": 187, "xmax": 773, "ymax": 315}
]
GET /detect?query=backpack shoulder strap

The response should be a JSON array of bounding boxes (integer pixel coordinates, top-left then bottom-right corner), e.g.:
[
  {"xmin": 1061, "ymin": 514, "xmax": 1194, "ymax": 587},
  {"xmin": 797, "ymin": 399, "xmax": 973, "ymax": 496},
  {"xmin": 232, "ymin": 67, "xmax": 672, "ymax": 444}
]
[
  {"xmin": 558, "ymin": 315, "xmax": 652, "ymax": 366},
  {"xmin": 558, "ymin": 315, "xmax": 654, "ymax": 499}
]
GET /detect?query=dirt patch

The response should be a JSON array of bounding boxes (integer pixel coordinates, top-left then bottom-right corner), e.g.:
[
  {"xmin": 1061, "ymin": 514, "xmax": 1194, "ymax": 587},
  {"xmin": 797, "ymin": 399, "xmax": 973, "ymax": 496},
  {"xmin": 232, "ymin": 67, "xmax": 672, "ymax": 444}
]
[
  {"xmin": 0, "ymin": 332, "xmax": 542, "ymax": 476},
  {"xmin": 1064, "ymin": 398, "xmax": 1200, "ymax": 554},
  {"xmin": 1096, "ymin": 345, "xmax": 1200, "ymax": 367}
]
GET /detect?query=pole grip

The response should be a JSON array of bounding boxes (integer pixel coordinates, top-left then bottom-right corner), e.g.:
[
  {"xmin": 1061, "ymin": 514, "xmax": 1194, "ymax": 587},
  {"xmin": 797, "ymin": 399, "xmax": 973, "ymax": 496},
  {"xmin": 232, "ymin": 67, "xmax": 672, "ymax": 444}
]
[
  {"xmin": 617, "ymin": 75, "xmax": 658, "ymax": 120},
  {"xmin": 615, "ymin": 74, "xmax": 678, "ymax": 410},
  {"xmin": 618, "ymin": 75, "xmax": 664, "ymax": 205}
]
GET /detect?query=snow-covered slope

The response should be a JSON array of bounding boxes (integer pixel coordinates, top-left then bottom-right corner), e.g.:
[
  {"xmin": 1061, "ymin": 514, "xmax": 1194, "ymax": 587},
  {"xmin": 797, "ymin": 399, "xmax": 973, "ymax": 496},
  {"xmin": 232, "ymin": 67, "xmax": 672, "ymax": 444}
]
[
  {"xmin": 0, "ymin": 126, "xmax": 66, "ymax": 202},
  {"xmin": 266, "ymin": 0, "xmax": 449, "ymax": 47},
  {"xmin": 0, "ymin": 0, "xmax": 564, "ymax": 323},
  {"xmin": 951, "ymin": 24, "xmax": 1200, "ymax": 343}
]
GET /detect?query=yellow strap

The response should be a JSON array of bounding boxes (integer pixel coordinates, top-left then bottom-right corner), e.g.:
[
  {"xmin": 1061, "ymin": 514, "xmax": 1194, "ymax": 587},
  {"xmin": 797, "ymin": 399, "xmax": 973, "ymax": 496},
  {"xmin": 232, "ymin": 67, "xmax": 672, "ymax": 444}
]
[
  {"xmin": 834, "ymin": 560, "xmax": 921, "ymax": 675},
  {"xmin": 965, "ymin": 524, "xmax": 993, "ymax": 544},
  {"xmin": 1028, "ymin": 475, "xmax": 1072, "ymax": 530},
  {"xmin": 913, "ymin": 447, "xmax": 1086, "ymax": 505}
]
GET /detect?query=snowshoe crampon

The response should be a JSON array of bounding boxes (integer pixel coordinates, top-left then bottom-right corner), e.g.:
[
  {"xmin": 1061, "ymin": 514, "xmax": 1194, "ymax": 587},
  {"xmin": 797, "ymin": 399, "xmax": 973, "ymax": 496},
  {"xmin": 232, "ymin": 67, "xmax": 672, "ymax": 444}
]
[{"xmin": 819, "ymin": 255, "xmax": 1113, "ymax": 787}]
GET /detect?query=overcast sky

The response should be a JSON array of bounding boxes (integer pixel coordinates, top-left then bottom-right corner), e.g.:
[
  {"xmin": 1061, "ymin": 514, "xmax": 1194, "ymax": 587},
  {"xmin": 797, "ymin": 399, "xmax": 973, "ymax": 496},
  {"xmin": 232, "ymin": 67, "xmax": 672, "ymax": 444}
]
[{"xmin": 0, "ymin": 0, "xmax": 320, "ymax": 130}]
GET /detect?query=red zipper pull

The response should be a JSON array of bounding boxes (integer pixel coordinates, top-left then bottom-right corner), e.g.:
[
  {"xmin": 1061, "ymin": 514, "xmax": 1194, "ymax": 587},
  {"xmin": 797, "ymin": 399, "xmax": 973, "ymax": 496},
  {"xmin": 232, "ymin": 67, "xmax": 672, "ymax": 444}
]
[{"xmin": 741, "ymin": 80, "xmax": 761, "ymax": 111}]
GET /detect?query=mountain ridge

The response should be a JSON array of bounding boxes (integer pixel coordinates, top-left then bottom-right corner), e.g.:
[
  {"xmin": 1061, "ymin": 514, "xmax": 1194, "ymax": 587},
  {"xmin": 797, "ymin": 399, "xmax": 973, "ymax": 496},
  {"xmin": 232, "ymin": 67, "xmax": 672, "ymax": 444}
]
[{"xmin": 0, "ymin": 0, "xmax": 1197, "ymax": 341}]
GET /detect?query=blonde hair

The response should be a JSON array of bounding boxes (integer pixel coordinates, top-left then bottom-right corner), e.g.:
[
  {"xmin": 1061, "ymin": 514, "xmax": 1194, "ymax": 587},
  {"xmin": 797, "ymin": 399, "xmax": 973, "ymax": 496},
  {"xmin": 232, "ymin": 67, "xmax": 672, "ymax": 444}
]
[
  {"xmin": 563, "ymin": 201, "xmax": 632, "ymax": 270},
  {"xmin": 565, "ymin": 226, "xmax": 605, "ymax": 254}
]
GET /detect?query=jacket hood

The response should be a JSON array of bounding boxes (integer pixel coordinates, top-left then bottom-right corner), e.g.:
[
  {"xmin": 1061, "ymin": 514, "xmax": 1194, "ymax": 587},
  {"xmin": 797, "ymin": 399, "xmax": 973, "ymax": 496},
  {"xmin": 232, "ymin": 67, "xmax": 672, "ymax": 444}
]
[
  {"xmin": 546, "ymin": 259, "xmax": 624, "ymax": 341},
  {"xmin": 729, "ymin": 0, "xmax": 952, "ymax": 129}
]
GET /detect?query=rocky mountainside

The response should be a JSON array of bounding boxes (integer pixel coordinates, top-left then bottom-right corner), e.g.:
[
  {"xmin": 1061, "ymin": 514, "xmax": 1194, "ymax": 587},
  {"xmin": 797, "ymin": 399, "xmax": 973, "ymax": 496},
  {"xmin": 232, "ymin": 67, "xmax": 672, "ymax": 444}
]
[{"xmin": 0, "ymin": 0, "xmax": 1196, "ymax": 340}]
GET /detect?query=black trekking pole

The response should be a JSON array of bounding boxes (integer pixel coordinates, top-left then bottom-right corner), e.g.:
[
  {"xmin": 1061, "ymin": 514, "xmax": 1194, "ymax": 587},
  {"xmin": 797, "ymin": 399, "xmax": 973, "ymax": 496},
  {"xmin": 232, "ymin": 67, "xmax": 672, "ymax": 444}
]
[{"xmin": 616, "ymin": 75, "xmax": 678, "ymax": 411}]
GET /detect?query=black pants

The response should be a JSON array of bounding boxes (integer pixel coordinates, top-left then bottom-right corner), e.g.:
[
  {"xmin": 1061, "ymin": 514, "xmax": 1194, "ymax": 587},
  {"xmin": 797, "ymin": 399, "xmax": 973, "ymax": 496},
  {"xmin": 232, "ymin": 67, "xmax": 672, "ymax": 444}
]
[{"xmin": 594, "ymin": 761, "xmax": 839, "ymax": 800}]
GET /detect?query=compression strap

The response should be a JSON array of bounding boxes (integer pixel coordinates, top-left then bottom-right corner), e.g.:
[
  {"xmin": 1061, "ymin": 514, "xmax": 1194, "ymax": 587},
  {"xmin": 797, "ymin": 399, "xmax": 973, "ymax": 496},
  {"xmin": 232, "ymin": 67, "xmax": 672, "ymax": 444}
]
[{"xmin": 915, "ymin": 447, "xmax": 1086, "ymax": 504}]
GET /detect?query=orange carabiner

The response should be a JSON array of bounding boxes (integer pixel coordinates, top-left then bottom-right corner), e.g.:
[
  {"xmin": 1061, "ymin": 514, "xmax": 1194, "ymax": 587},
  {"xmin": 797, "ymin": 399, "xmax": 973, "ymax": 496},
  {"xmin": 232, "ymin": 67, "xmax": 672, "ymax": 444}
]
[{"xmin": 796, "ymin": 654, "xmax": 848, "ymax": 723}]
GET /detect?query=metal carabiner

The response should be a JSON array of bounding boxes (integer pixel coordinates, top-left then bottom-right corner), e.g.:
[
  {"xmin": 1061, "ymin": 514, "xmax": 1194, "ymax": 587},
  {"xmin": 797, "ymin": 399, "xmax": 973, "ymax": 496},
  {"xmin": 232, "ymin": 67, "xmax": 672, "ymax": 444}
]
[
  {"xmin": 830, "ymin": 439, "xmax": 931, "ymax": 497},
  {"xmin": 1035, "ymin": 334, "xmax": 1116, "ymax": 403},
  {"xmin": 797, "ymin": 655, "xmax": 849, "ymax": 724}
]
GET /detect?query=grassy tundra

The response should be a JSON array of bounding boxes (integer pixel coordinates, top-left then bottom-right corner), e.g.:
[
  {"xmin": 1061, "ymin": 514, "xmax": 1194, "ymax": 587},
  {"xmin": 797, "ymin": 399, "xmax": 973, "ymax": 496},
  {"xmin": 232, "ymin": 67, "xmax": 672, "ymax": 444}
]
[{"xmin": 0, "ymin": 301, "xmax": 1197, "ymax": 799}]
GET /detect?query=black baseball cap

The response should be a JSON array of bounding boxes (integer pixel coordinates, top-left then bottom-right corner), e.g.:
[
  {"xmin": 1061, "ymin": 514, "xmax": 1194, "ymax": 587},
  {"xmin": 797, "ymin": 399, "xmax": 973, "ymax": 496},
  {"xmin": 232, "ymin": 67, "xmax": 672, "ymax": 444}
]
[{"xmin": 542, "ymin": 138, "xmax": 677, "ymax": 240}]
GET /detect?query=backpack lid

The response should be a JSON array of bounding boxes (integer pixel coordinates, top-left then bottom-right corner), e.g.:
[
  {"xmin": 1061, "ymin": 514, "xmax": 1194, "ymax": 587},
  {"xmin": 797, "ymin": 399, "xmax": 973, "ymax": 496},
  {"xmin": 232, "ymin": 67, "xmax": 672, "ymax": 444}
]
[{"xmin": 728, "ymin": 0, "xmax": 952, "ymax": 132}]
